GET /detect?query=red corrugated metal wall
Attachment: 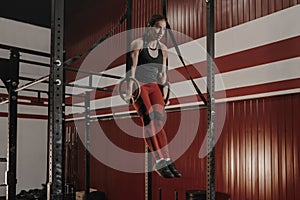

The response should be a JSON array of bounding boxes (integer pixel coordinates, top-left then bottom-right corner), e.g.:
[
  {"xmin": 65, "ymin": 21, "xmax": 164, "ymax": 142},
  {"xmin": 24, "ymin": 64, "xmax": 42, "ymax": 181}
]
[
  {"xmin": 215, "ymin": 93, "xmax": 300, "ymax": 200},
  {"xmin": 65, "ymin": 0, "xmax": 300, "ymax": 79},
  {"xmin": 65, "ymin": 0, "xmax": 300, "ymax": 199},
  {"xmin": 165, "ymin": 0, "xmax": 300, "ymax": 39},
  {"xmin": 71, "ymin": 119, "xmax": 147, "ymax": 199},
  {"xmin": 69, "ymin": 93, "xmax": 300, "ymax": 200}
]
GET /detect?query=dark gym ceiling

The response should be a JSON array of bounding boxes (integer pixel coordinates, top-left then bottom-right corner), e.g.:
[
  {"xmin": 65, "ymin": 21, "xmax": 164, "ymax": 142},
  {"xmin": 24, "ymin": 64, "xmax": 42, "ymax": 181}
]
[
  {"xmin": 0, "ymin": 0, "xmax": 124, "ymax": 28},
  {"xmin": 0, "ymin": 0, "xmax": 51, "ymax": 28}
]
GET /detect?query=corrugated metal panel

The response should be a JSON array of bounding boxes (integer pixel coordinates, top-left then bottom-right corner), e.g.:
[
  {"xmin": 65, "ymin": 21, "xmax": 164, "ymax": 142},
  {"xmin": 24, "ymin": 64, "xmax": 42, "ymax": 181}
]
[
  {"xmin": 149, "ymin": 93, "xmax": 300, "ymax": 200},
  {"xmin": 165, "ymin": 0, "xmax": 300, "ymax": 39},
  {"xmin": 64, "ymin": 0, "xmax": 300, "ymax": 80},
  {"xmin": 67, "ymin": 93, "xmax": 300, "ymax": 200},
  {"xmin": 64, "ymin": 1, "xmax": 300, "ymax": 199},
  {"xmin": 209, "ymin": 93, "xmax": 300, "ymax": 200}
]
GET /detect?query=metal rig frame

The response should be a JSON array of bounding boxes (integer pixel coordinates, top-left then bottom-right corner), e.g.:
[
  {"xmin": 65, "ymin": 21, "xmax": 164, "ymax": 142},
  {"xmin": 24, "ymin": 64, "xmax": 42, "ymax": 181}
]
[
  {"xmin": 48, "ymin": 0, "xmax": 216, "ymax": 200},
  {"xmin": 0, "ymin": 0, "xmax": 214, "ymax": 199},
  {"xmin": 47, "ymin": 0, "xmax": 65, "ymax": 199}
]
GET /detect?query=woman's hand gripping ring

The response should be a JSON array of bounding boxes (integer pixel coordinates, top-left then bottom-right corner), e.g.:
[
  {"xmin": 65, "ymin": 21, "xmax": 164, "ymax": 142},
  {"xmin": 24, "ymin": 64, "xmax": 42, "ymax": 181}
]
[{"xmin": 118, "ymin": 77, "xmax": 141, "ymax": 105}]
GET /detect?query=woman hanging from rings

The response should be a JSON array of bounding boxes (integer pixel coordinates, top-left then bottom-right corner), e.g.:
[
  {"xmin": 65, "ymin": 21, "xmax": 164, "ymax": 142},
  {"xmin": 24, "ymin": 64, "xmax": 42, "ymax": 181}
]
[{"xmin": 126, "ymin": 14, "xmax": 181, "ymax": 178}]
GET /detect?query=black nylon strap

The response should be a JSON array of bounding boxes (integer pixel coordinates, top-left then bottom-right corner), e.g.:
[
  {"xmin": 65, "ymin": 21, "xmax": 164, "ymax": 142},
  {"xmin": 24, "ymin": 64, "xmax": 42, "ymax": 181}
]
[
  {"xmin": 162, "ymin": 0, "xmax": 167, "ymax": 20},
  {"xmin": 166, "ymin": 22, "xmax": 207, "ymax": 106}
]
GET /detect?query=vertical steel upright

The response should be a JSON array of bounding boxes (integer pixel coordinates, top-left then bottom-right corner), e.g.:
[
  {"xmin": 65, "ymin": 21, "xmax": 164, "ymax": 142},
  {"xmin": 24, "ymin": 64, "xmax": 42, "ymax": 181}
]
[
  {"xmin": 48, "ymin": 0, "xmax": 65, "ymax": 199},
  {"xmin": 7, "ymin": 49, "xmax": 20, "ymax": 200},
  {"xmin": 206, "ymin": 0, "xmax": 215, "ymax": 200},
  {"xmin": 84, "ymin": 91, "xmax": 91, "ymax": 200},
  {"xmin": 145, "ymin": 147, "xmax": 152, "ymax": 200}
]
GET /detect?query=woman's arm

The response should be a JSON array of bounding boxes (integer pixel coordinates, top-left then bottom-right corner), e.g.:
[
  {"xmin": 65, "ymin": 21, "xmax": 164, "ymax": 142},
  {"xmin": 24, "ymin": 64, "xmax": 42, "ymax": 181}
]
[
  {"xmin": 126, "ymin": 39, "xmax": 143, "ymax": 97},
  {"xmin": 159, "ymin": 42, "xmax": 168, "ymax": 85}
]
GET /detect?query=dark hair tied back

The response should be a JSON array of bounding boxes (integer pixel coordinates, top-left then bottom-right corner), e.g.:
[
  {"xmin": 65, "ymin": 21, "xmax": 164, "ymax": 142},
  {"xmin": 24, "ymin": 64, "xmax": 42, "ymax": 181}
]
[
  {"xmin": 143, "ymin": 14, "xmax": 167, "ymax": 47},
  {"xmin": 147, "ymin": 14, "xmax": 167, "ymax": 27}
]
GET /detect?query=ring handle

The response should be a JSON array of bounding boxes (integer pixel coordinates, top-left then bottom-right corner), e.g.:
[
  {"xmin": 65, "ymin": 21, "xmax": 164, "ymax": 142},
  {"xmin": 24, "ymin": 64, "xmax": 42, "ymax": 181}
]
[{"xmin": 118, "ymin": 77, "xmax": 141, "ymax": 104}]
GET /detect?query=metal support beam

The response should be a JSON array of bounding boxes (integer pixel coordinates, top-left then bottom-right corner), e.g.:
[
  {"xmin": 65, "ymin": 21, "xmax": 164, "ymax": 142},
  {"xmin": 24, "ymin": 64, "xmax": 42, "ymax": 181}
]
[
  {"xmin": 84, "ymin": 91, "xmax": 91, "ymax": 200},
  {"xmin": 145, "ymin": 147, "xmax": 152, "ymax": 200},
  {"xmin": 19, "ymin": 59, "xmax": 50, "ymax": 68},
  {"xmin": 0, "ymin": 58, "xmax": 10, "ymax": 83},
  {"xmin": 0, "ymin": 75, "xmax": 49, "ymax": 105},
  {"xmin": 206, "ymin": 0, "xmax": 215, "ymax": 200},
  {"xmin": 0, "ymin": 43, "xmax": 50, "ymax": 58},
  {"xmin": 64, "ymin": 66, "xmax": 123, "ymax": 80},
  {"xmin": 64, "ymin": 83, "xmax": 114, "ymax": 93},
  {"xmin": 6, "ymin": 49, "xmax": 20, "ymax": 200},
  {"xmin": 47, "ymin": 0, "xmax": 65, "ymax": 199}
]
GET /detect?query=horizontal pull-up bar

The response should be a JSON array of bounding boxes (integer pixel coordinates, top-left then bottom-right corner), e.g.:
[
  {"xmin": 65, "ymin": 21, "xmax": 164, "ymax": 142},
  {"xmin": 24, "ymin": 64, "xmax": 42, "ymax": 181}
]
[
  {"xmin": 0, "ymin": 88, "xmax": 80, "ymax": 105},
  {"xmin": 0, "ymin": 43, "xmax": 50, "ymax": 58},
  {"xmin": 12, "ymin": 74, "xmax": 115, "ymax": 95},
  {"xmin": 19, "ymin": 59, "xmax": 50, "ymax": 68},
  {"xmin": 0, "ymin": 85, "xmax": 48, "ymax": 94},
  {"xmin": 66, "ymin": 103, "xmax": 208, "ymax": 122},
  {"xmin": 64, "ymin": 66, "xmax": 123, "ymax": 80},
  {"xmin": 64, "ymin": 103, "xmax": 86, "ymax": 108},
  {"xmin": 0, "ymin": 76, "xmax": 49, "ymax": 105},
  {"xmin": 65, "ymin": 83, "xmax": 115, "ymax": 93},
  {"xmin": 0, "ymin": 58, "xmax": 50, "ymax": 68}
]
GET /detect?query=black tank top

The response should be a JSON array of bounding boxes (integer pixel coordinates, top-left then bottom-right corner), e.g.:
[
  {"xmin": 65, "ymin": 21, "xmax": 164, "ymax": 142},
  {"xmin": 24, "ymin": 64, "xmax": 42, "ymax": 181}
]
[{"xmin": 135, "ymin": 45, "xmax": 163, "ymax": 83}]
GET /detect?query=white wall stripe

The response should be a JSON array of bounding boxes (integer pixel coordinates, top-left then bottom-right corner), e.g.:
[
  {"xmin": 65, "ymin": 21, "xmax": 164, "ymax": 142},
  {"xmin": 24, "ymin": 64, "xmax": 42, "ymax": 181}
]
[
  {"xmin": 215, "ymin": 5, "xmax": 300, "ymax": 57},
  {"xmin": 2, "ymin": 6, "xmax": 299, "ymax": 116},
  {"xmin": 0, "ymin": 48, "xmax": 10, "ymax": 59},
  {"xmin": 66, "ymin": 56, "xmax": 300, "ymax": 114},
  {"xmin": 69, "ymin": 4, "xmax": 300, "ymax": 89},
  {"xmin": 0, "ymin": 18, "xmax": 50, "ymax": 101},
  {"xmin": 64, "ymin": 5, "xmax": 300, "ymax": 114},
  {"xmin": 0, "ymin": 104, "xmax": 48, "ymax": 115},
  {"xmin": 66, "ymin": 88, "xmax": 300, "ymax": 121},
  {"xmin": 218, "ymin": 57, "xmax": 300, "ymax": 91},
  {"xmin": 0, "ymin": 17, "xmax": 50, "ymax": 53},
  {"xmin": 0, "ymin": 88, "xmax": 48, "ymax": 99}
]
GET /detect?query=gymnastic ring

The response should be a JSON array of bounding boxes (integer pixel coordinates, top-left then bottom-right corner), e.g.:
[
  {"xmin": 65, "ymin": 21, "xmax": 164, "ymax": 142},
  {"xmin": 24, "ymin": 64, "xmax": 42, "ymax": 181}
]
[{"xmin": 118, "ymin": 77, "xmax": 141, "ymax": 105}]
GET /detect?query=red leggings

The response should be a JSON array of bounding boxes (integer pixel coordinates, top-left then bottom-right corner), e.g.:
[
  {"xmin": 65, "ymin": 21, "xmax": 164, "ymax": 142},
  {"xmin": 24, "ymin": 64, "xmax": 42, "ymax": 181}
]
[{"xmin": 133, "ymin": 83, "xmax": 170, "ymax": 160}]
